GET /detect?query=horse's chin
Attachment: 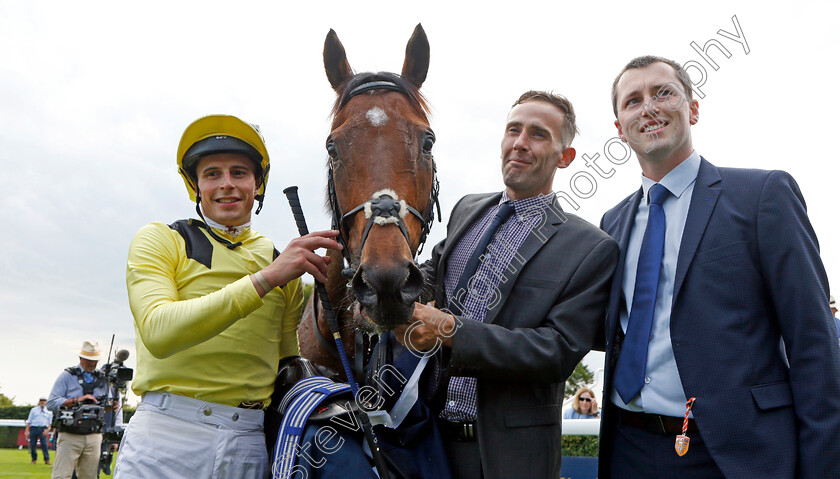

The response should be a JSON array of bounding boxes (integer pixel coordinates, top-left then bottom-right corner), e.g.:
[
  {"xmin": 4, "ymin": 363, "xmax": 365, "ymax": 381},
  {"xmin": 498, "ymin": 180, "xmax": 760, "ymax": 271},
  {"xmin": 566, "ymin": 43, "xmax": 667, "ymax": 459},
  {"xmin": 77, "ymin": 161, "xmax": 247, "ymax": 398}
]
[
  {"xmin": 352, "ymin": 302, "xmax": 410, "ymax": 334},
  {"xmin": 352, "ymin": 303, "xmax": 383, "ymax": 334}
]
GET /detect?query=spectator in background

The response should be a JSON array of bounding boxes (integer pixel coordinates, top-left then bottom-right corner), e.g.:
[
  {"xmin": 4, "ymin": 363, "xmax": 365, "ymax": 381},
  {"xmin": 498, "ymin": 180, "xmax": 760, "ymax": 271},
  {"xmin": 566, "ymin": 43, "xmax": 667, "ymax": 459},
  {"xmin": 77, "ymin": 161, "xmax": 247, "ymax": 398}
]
[
  {"xmin": 564, "ymin": 387, "xmax": 600, "ymax": 419},
  {"xmin": 831, "ymin": 296, "xmax": 839, "ymax": 340},
  {"xmin": 25, "ymin": 396, "xmax": 53, "ymax": 465}
]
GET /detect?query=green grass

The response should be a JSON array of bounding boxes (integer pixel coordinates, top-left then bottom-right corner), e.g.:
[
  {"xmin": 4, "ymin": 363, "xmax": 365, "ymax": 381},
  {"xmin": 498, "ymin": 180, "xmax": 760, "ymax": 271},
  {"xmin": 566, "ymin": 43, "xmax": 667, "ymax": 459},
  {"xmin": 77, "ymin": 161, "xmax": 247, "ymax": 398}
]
[
  {"xmin": 0, "ymin": 448, "xmax": 52, "ymax": 478},
  {"xmin": 0, "ymin": 448, "xmax": 115, "ymax": 478}
]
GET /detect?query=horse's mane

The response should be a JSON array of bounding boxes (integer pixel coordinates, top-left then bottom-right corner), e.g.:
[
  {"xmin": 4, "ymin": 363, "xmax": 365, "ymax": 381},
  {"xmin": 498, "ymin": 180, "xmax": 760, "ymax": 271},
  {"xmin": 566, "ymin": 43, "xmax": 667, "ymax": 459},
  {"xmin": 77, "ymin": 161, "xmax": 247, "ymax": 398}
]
[{"xmin": 330, "ymin": 71, "xmax": 430, "ymax": 121}]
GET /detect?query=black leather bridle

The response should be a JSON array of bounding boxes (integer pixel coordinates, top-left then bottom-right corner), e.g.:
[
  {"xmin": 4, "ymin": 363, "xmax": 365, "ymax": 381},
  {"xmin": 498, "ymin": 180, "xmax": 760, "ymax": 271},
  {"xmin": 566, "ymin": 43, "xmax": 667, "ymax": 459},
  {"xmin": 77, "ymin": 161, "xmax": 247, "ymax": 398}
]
[{"xmin": 327, "ymin": 79, "xmax": 441, "ymax": 280}]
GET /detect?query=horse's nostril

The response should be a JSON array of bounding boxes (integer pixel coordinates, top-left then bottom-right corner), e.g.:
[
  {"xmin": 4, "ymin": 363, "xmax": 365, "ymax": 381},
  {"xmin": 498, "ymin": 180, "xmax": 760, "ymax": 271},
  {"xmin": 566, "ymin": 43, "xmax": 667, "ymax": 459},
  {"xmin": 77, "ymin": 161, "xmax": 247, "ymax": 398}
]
[
  {"xmin": 400, "ymin": 263, "xmax": 424, "ymax": 304},
  {"xmin": 351, "ymin": 267, "xmax": 377, "ymax": 306}
]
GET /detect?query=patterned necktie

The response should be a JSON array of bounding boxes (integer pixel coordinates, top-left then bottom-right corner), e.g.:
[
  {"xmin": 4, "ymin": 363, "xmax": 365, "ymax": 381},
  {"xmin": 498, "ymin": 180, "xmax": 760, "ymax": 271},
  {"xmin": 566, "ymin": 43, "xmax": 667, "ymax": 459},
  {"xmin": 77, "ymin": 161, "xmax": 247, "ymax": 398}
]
[
  {"xmin": 450, "ymin": 202, "xmax": 515, "ymax": 315},
  {"xmin": 614, "ymin": 183, "xmax": 670, "ymax": 404}
]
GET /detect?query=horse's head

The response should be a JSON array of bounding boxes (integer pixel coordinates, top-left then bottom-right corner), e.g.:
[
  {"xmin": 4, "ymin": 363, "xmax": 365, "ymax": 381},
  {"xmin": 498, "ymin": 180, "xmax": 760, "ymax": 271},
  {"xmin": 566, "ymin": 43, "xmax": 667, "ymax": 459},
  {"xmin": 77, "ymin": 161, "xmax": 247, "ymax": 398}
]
[{"xmin": 323, "ymin": 24, "xmax": 438, "ymax": 333}]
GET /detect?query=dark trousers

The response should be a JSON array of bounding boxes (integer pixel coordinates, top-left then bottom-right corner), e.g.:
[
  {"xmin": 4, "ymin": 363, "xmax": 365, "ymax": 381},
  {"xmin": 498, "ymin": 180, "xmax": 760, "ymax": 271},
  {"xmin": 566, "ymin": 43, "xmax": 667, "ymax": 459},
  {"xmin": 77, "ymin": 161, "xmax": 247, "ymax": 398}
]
[
  {"xmin": 443, "ymin": 437, "xmax": 483, "ymax": 479},
  {"xmin": 608, "ymin": 417, "xmax": 724, "ymax": 479},
  {"xmin": 29, "ymin": 427, "xmax": 49, "ymax": 462}
]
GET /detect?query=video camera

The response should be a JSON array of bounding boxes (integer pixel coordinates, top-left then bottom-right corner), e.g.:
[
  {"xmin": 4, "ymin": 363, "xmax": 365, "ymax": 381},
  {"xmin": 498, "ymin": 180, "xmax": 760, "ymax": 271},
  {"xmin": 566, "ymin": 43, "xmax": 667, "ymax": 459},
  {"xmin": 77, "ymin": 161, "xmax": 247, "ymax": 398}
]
[
  {"xmin": 102, "ymin": 348, "xmax": 134, "ymax": 391},
  {"xmin": 57, "ymin": 402, "xmax": 105, "ymax": 433},
  {"xmin": 99, "ymin": 345, "xmax": 133, "ymax": 422}
]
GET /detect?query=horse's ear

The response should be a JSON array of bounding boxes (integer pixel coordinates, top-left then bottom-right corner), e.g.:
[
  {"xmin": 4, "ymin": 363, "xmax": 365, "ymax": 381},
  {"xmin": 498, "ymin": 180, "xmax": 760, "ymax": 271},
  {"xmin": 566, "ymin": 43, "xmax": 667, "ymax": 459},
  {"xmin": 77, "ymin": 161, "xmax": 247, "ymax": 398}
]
[
  {"xmin": 401, "ymin": 23, "xmax": 429, "ymax": 88},
  {"xmin": 324, "ymin": 28, "xmax": 353, "ymax": 91}
]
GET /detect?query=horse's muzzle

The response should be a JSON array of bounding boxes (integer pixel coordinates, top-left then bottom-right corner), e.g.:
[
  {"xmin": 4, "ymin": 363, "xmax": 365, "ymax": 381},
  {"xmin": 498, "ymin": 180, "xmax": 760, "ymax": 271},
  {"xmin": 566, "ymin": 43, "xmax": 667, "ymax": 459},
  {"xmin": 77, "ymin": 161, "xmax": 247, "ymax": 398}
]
[{"xmin": 351, "ymin": 261, "xmax": 424, "ymax": 331}]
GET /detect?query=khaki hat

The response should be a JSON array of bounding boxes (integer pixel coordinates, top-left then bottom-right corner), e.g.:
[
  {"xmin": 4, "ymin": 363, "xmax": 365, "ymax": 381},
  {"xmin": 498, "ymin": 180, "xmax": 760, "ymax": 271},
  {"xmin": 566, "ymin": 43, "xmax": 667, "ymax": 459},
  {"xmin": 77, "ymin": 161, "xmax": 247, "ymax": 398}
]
[
  {"xmin": 78, "ymin": 340, "xmax": 101, "ymax": 360},
  {"xmin": 39, "ymin": 396, "xmax": 47, "ymax": 401},
  {"xmin": 831, "ymin": 295, "xmax": 836, "ymax": 308}
]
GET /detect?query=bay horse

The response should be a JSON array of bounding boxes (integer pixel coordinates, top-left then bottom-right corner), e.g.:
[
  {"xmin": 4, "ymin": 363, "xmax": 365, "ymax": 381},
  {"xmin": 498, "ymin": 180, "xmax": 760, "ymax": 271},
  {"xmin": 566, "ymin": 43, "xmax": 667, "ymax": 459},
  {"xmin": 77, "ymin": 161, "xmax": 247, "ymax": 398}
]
[
  {"xmin": 268, "ymin": 26, "xmax": 451, "ymax": 479},
  {"xmin": 298, "ymin": 24, "xmax": 440, "ymax": 376}
]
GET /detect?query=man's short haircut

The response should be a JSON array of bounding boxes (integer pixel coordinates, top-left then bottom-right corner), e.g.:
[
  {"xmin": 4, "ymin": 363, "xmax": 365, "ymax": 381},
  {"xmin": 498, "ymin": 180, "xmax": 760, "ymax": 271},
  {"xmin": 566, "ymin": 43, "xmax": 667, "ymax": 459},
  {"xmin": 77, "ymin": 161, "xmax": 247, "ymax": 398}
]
[
  {"xmin": 512, "ymin": 91, "xmax": 579, "ymax": 147},
  {"xmin": 611, "ymin": 55, "xmax": 694, "ymax": 117}
]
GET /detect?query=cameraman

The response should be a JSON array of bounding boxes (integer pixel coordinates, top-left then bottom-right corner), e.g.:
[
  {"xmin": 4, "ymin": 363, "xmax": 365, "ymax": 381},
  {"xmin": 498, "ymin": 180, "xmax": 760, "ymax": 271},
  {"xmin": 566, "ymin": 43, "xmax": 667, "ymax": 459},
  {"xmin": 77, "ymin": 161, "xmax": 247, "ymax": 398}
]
[{"xmin": 47, "ymin": 340, "xmax": 110, "ymax": 479}]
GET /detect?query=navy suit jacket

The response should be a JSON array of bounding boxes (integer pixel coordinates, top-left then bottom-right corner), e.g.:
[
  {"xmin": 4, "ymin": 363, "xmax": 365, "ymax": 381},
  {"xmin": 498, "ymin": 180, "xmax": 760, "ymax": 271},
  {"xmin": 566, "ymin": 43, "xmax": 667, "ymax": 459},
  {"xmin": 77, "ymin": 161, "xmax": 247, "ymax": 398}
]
[{"xmin": 599, "ymin": 158, "xmax": 840, "ymax": 478}]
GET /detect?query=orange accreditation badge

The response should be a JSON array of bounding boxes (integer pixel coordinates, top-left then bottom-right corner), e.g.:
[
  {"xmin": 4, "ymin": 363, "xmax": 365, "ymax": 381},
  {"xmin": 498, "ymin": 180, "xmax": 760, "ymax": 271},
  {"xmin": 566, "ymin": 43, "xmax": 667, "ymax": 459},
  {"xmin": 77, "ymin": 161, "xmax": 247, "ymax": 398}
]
[{"xmin": 675, "ymin": 397, "xmax": 696, "ymax": 457}]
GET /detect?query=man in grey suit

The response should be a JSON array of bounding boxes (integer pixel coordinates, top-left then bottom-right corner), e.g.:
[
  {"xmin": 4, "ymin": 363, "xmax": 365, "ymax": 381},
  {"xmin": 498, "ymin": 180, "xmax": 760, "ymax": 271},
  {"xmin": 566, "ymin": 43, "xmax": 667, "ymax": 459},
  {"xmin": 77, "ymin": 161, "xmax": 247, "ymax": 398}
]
[{"xmin": 396, "ymin": 91, "xmax": 618, "ymax": 479}]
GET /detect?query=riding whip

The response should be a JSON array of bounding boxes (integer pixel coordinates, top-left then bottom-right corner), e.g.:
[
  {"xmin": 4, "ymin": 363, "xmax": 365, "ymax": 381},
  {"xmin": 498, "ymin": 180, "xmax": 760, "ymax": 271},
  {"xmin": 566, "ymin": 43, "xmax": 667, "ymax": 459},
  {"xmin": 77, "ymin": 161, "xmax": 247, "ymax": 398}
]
[{"xmin": 282, "ymin": 185, "xmax": 392, "ymax": 479}]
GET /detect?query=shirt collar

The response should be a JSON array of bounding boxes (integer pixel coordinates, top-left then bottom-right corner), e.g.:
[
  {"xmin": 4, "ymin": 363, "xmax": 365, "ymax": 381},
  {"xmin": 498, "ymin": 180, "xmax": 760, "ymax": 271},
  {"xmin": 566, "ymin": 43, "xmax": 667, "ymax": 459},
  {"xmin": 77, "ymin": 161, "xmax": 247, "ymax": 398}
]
[
  {"xmin": 202, "ymin": 216, "xmax": 252, "ymax": 239},
  {"xmin": 77, "ymin": 364, "xmax": 95, "ymax": 373},
  {"xmin": 500, "ymin": 191, "xmax": 554, "ymax": 222},
  {"xmin": 641, "ymin": 150, "xmax": 701, "ymax": 203}
]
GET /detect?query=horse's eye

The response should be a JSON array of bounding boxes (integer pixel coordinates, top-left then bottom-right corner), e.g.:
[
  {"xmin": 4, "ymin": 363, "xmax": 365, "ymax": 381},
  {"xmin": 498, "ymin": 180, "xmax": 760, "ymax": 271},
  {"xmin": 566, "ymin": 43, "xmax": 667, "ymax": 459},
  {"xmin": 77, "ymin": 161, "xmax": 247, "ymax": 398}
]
[
  {"xmin": 422, "ymin": 135, "xmax": 435, "ymax": 154},
  {"xmin": 326, "ymin": 140, "xmax": 338, "ymax": 160}
]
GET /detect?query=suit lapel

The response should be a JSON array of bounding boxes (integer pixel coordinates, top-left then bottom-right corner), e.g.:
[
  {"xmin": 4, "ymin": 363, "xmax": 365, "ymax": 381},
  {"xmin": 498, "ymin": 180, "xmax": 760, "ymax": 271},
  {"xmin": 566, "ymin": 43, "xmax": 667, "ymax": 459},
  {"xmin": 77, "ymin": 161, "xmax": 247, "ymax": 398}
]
[
  {"xmin": 672, "ymin": 158, "xmax": 721, "ymax": 303},
  {"xmin": 485, "ymin": 197, "xmax": 565, "ymax": 325},
  {"xmin": 606, "ymin": 190, "xmax": 642, "ymax": 338}
]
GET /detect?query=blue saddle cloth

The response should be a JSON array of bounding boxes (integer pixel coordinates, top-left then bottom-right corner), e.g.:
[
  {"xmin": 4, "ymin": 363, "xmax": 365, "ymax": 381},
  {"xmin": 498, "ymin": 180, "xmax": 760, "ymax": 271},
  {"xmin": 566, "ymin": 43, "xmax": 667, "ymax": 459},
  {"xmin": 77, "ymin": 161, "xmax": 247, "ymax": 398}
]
[
  {"xmin": 272, "ymin": 376, "xmax": 354, "ymax": 478},
  {"xmin": 274, "ymin": 332, "xmax": 452, "ymax": 479}
]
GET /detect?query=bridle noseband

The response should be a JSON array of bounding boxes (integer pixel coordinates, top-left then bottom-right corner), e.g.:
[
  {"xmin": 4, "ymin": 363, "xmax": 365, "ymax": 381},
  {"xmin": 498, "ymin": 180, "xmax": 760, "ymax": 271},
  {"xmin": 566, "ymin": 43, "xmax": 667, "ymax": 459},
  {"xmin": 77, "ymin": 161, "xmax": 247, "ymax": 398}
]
[{"xmin": 327, "ymin": 79, "xmax": 441, "ymax": 280}]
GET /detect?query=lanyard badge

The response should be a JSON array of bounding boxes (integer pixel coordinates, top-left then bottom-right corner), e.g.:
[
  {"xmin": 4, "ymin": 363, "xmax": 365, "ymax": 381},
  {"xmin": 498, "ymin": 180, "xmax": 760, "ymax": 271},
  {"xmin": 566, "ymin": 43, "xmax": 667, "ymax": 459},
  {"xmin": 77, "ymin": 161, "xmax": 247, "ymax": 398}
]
[{"xmin": 675, "ymin": 397, "xmax": 696, "ymax": 457}]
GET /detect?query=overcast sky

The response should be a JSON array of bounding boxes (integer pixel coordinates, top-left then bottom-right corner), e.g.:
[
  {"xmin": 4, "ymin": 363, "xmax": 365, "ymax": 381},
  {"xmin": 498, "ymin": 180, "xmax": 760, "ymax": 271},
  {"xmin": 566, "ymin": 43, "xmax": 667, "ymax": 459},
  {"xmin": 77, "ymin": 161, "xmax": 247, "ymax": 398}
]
[{"xmin": 1, "ymin": 1, "xmax": 838, "ymax": 406}]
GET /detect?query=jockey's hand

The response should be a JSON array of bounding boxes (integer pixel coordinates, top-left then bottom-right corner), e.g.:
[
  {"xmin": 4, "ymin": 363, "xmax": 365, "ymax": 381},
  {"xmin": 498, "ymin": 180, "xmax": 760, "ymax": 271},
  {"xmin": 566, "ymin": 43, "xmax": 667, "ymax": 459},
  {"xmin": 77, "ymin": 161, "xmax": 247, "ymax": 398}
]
[
  {"xmin": 393, "ymin": 302, "xmax": 458, "ymax": 352},
  {"xmin": 255, "ymin": 230, "xmax": 342, "ymax": 294}
]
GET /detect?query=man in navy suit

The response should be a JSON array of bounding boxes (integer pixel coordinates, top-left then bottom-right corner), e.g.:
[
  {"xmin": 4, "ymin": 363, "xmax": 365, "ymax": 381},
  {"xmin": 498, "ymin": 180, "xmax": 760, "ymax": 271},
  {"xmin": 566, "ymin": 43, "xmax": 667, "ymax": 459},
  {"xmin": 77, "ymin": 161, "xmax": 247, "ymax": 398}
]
[{"xmin": 599, "ymin": 55, "xmax": 840, "ymax": 479}]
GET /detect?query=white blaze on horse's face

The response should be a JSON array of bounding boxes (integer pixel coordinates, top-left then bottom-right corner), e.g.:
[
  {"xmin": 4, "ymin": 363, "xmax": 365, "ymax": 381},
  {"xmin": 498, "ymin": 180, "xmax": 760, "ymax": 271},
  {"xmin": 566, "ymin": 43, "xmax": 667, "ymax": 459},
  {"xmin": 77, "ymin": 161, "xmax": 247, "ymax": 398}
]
[{"xmin": 365, "ymin": 107, "xmax": 389, "ymax": 127}]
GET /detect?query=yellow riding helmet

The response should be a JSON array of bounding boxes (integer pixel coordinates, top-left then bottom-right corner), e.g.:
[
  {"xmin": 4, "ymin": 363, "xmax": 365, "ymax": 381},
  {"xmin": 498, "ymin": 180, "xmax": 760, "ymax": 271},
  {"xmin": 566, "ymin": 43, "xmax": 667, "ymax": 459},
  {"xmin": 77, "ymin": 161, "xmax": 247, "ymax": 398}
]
[{"xmin": 176, "ymin": 114, "xmax": 270, "ymax": 203}]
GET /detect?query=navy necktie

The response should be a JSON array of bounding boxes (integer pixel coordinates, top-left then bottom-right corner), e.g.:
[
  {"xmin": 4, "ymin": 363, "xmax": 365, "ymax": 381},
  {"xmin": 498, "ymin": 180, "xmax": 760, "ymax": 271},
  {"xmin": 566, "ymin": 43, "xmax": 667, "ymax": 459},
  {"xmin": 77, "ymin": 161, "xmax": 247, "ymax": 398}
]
[
  {"xmin": 614, "ymin": 183, "xmax": 670, "ymax": 404},
  {"xmin": 450, "ymin": 202, "xmax": 515, "ymax": 315}
]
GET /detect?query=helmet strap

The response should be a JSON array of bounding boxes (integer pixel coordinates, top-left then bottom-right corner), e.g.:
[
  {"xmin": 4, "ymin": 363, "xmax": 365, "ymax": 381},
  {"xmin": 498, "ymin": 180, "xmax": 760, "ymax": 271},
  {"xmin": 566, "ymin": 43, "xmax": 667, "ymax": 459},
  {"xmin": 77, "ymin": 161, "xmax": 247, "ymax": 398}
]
[
  {"xmin": 254, "ymin": 167, "xmax": 267, "ymax": 215},
  {"xmin": 255, "ymin": 194, "xmax": 265, "ymax": 215},
  {"xmin": 180, "ymin": 167, "xmax": 198, "ymax": 194}
]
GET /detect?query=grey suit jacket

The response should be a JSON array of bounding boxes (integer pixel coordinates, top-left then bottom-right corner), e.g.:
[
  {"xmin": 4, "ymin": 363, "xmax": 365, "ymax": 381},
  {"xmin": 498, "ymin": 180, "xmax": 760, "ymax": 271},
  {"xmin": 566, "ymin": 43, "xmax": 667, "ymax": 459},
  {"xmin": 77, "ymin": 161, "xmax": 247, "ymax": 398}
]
[{"xmin": 422, "ymin": 192, "xmax": 618, "ymax": 479}]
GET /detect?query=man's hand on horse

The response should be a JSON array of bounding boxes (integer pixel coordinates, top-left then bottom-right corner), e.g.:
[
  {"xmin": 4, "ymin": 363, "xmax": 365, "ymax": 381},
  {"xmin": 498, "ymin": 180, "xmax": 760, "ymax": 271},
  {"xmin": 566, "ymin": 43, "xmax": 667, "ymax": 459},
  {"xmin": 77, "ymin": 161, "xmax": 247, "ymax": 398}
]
[
  {"xmin": 394, "ymin": 302, "xmax": 459, "ymax": 351},
  {"xmin": 255, "ymin": 230, "xmax": 342, "ymax": 294}
]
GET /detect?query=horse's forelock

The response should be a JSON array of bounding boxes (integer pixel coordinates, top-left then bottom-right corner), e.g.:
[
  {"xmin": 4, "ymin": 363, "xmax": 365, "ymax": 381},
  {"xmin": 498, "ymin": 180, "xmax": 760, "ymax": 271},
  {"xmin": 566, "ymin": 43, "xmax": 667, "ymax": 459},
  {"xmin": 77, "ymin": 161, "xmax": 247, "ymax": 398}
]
[{"xmin": 329, "ymin": 72, "xmax": 429, "ymax": 121}]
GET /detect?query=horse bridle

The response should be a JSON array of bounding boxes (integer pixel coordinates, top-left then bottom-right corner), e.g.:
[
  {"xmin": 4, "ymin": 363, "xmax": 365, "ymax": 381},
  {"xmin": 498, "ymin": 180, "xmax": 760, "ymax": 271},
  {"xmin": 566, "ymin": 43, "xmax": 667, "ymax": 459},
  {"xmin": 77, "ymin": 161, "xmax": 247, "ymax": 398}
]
[{"xmin": 327, "ymin": 79, "xmax": 441, "ymax": 280}]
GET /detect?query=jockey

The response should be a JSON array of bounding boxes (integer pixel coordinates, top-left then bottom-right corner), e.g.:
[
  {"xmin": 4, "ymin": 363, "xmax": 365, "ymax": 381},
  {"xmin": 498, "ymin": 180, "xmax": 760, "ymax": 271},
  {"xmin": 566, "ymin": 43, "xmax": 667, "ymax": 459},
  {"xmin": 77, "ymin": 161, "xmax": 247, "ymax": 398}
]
[{"xmin": 114, "ymin": 114, "xmax": 342, "ymax": 478}]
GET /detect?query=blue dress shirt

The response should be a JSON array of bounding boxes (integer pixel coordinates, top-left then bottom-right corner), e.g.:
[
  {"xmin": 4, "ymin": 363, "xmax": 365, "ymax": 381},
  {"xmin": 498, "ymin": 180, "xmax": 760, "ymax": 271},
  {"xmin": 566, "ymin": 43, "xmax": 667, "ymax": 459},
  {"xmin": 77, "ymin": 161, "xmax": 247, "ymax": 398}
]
[{"xmin": 612, "ymin": 151, "xmax": 701, "ymax": 418}]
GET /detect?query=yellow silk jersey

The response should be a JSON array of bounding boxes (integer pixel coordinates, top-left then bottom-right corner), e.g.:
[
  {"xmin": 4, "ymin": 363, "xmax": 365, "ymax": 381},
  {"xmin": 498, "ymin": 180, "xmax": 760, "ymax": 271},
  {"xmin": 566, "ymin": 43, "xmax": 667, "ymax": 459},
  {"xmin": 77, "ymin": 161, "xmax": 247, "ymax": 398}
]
[{"xmin": 126, "ymin": 220, "xmax": 303, "ymax": 407}]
